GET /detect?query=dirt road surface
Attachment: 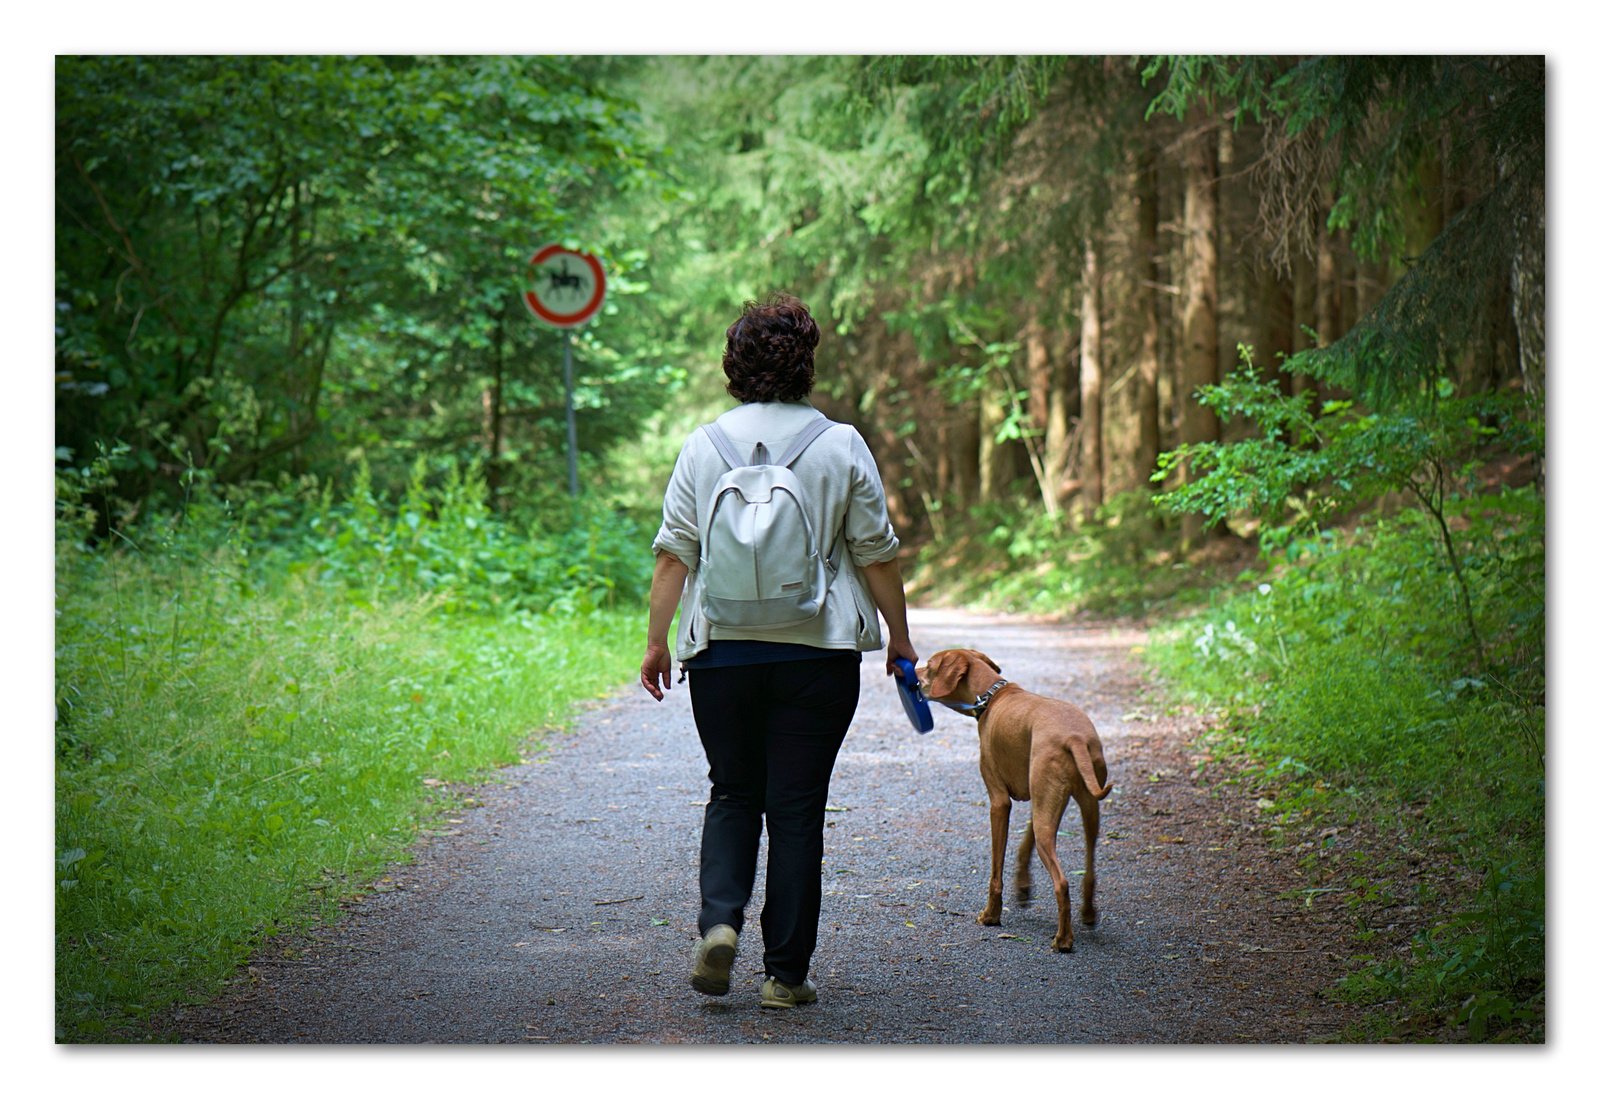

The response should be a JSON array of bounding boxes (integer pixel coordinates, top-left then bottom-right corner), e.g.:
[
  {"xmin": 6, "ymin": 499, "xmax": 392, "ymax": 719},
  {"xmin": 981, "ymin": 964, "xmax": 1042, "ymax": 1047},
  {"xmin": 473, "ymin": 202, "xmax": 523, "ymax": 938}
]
[{"xmin": 165, "ymin": 607, "xmax": 1362, "ymax": 1045}]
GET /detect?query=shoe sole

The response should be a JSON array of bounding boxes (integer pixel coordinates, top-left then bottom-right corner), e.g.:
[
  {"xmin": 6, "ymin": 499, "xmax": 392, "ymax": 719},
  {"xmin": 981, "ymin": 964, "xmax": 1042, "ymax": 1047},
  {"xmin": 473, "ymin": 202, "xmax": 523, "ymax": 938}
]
[
  {"xmin": 690, "ymin": 941, "xmax": 736, "ymax": 996},
  {"xmin": 760, "ymin": 986, "xmax": 817, "ymax": 1008}
]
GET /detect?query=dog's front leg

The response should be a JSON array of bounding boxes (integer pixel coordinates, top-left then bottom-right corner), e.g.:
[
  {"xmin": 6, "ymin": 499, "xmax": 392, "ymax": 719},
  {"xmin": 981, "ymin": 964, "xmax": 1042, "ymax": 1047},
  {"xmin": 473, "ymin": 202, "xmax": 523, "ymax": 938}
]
[{"xmin": 978, "ymin": 796, "xmax": 1010, "ymax": 926}]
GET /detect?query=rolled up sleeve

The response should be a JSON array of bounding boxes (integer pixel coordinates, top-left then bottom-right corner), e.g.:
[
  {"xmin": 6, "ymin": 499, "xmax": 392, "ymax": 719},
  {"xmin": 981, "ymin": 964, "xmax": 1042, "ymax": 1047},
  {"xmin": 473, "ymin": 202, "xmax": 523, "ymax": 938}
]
[
  {"xmin": 842, "ymin": 429, "xmax": 900, "ymax": 566},
  {"xmin": 651, "ymin": 438, "xmax": 701, "ymax": 567}
]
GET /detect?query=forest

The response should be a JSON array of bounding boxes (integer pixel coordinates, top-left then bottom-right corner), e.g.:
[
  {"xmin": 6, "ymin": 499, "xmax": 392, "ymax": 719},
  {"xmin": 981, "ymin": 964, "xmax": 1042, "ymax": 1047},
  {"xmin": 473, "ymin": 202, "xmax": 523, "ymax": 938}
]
[{"xmin": 55, "ymin": 55, "xmax": 1544, "ymax": 1042}]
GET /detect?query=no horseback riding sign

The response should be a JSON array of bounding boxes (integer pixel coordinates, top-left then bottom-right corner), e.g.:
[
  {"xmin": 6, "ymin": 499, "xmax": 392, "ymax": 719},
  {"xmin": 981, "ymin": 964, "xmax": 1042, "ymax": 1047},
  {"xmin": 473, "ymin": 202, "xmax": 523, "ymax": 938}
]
[{"xmin": 523, "ymin": 244, "xmax": 607, "ymax": 327}]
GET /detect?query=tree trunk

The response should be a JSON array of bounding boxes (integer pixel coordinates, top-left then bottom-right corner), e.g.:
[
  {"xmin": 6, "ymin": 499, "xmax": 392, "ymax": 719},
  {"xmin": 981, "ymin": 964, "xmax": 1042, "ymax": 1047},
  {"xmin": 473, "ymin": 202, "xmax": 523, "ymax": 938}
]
[
  {"xmin": 1080, "ymin": 240, "xmax": 1104, "ymax": 511},
  {"xmin": 1512, "ymin": 178, "xmax": 1545, "ymax": 398},
  {"xmin": 1135, "ymin": 145, "xmax": 1162, "ymax": 487},
  {"xmin": 1026, "ymin": 308, "xmax": 1051, "ymax": 436},
  {"xmin": 1314, "ymin": 215, "xmax": 1339, "ymax": 352},
  {"xmin": 1355, "ymin": 257, "xmax": 1388, "ymax": 331},
  {"xmin": 486, "ymin": 308, "xmax": 507, "ymax": 508},
  {"xmin": 1254, "ymin": 259, "xmax": 1294, "ymax": 394},
  {"xmin": 1290, "ymin": 249, "xmax": 1316, "ymax": 398},
  {"xmin": 1040, "ymin": 284, "xmax": 1077, "ymax": 502},
  {"xmin": 1292, "ymin": 208, "xmax": 1336, "ymax": 409},
  {"xmin": 978, "ymin": 386, "xmax": 1006, "ymax": 504},
  {"xmin": 1179, "ymin": 122, "xmax": 1220, "ymax": 552}
]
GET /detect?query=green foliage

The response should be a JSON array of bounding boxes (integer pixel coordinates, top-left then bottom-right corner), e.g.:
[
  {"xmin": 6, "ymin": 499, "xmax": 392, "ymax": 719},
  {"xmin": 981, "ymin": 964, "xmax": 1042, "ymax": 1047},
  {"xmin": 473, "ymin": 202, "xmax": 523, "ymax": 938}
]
[
  {"xmin": 1343, "ymin": 858, "xmax": 1545, "ymax": 1042},
  {"xmin": 1148, "ymin": 507, "xmax": 1544, "ymax": 1040},
  {"xmin": 1143, "ymin": 55, "xmax": 1543, "ymax": 399},
  {"xmin": 1155, "ymin": 347, "xmax": 1543, "ymax": 665},
  {"xmin": 628, "ymin": 56, "xmax": 938, "ymax": 338},
  {"xmin": 910, "ymin": 490, "xmax": 1229, "ymax": 619},
  {"xmin": 1139, "ymin": 54, "xmax": 1287, "ymax": 124},
  {"xmin": 255, "ymin": 457, "xmax": 652, "ymax": 616},
  {"xmin": 1295, "ymin": 160, "xmax": 1542, "ymax": 405},
  {"xmin": 56, "ymin": 55, "xmax": 679, "ymax": 510},
  {"xmin": 54, "ymin": 461, "xmax": 648, "ymax": 1041},
  {"xmin": 1156, "ymin": 352, "xmax": 1540, "ymax": 527}
]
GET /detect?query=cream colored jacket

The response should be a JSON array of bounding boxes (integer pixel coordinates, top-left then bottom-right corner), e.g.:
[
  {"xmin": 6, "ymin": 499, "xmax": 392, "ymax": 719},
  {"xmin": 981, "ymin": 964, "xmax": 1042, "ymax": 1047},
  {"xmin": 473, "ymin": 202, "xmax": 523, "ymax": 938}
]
[{"xmin": 651, "ymin": 399, "xmax": 901, "ymax": 662}]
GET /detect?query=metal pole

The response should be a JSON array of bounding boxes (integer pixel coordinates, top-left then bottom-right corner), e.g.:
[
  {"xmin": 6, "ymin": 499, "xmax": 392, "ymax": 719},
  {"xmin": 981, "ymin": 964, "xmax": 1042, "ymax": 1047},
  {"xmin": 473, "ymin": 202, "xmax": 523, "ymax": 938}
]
[{"xmin": 563, "ymin": 328, "xmax": 579, "ymax": 497}]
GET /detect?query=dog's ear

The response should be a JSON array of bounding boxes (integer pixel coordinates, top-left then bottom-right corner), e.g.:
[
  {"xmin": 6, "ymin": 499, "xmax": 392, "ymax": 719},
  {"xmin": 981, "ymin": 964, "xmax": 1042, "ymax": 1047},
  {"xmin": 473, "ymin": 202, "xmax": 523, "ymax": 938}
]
[
  {"xmin": 923, "ymin": 650, "xmax": 970, "ymax": 701},
  {"xmin": 969, "ymin": 649, "xmax": 1002, "ymax": 675}
]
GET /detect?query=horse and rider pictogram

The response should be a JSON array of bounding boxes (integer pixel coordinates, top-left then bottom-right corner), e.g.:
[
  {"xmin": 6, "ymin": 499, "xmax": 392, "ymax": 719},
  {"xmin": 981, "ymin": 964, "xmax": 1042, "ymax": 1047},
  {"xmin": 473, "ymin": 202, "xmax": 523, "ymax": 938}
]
[{"xmin": 524, "ymin": 245, "xmax": 606, "ymax": 327}]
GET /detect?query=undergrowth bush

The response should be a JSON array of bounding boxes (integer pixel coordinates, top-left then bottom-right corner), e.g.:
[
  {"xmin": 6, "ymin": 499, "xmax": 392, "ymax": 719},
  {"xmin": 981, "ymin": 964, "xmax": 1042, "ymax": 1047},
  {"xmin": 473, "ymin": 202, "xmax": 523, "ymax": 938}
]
[
  {"xmin": 55, "ymin": 451, "xmax": 651, "ymax": 1041},
  {"xmin": 225, "ymin": 454, "xmax": 653, "ymax": 615},
  {"xmin": 1148, "ymin": 493, "xmax": 1544, "ymax": 1041},
  {"xmin": 913, "ymin": 490, "xmax": 1232, "ymax": 617}
]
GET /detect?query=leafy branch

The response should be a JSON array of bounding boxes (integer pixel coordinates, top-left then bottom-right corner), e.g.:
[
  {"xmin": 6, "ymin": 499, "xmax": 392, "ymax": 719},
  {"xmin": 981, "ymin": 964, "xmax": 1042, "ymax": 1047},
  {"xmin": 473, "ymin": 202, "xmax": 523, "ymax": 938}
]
[{"xmin": 1153, "ymin": 347, "xmax": 1541, "ymax": 667}]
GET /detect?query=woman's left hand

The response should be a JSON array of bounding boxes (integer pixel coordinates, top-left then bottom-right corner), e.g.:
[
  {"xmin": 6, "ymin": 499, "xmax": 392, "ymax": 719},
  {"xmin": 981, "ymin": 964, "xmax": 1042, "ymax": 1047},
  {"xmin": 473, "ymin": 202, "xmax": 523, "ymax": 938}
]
[{"xmin": 883, "ymin": 635, "xmax": 918, "ymax": 678}]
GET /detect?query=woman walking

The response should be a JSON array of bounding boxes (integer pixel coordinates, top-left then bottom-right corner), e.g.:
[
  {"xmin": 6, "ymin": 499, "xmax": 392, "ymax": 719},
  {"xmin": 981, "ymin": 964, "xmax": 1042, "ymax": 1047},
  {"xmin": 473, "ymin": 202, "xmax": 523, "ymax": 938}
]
[{"xmin": 641, "ymin": 293, "xmax": 916, "ymax": 1008}]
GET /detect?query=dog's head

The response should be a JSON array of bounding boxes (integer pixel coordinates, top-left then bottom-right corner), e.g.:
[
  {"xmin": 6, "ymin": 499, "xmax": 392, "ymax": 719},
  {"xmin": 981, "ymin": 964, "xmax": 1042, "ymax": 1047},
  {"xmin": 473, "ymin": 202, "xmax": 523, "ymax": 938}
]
[{"xmin": 917, "ymin": 648, "xmax": 1003, "ymax": 706}]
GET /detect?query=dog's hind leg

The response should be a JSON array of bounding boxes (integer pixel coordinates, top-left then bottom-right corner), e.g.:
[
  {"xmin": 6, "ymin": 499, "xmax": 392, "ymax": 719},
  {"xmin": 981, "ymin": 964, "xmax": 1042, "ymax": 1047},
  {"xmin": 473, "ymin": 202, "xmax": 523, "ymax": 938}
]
[
  {"xmin": 977, "ymin": 795, "xmax": 1011, "ymax": 926},
  {"xmin": 1028, "ymin": 794, "xmax": 1074, "ymax": 953},
  {"xmin": 1014, "ymin": 820, "xmax": 1035, "ymax": 907},
  {"xmin": 1075, "ymin": 787, "xmax": 1100, "ymax": 928}
]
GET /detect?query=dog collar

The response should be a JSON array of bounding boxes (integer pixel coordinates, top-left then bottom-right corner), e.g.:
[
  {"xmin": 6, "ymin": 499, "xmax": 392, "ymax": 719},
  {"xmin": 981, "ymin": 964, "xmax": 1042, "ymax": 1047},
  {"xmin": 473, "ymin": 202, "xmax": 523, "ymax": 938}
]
[{"xmin": 931, "ymin": 679, "xmax": 1010, "ymax": 720}]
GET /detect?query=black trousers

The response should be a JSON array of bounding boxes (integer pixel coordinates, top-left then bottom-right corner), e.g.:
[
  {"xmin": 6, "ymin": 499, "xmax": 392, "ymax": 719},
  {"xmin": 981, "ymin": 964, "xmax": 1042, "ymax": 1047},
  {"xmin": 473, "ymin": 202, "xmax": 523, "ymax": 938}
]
[{"xmin": 687, "ymin": 653, "xmax": 860, "ymax": 985}]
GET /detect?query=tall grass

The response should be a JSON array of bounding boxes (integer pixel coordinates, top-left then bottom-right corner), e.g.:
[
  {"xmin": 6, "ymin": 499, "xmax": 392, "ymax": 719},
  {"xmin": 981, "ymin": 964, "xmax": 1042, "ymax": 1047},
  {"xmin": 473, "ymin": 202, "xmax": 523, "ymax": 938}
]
[
  {"xmin": 1147, "ymin": 491, "xmax": 1544, "ymax": 1040},
  {"xmin": 55, "ymin": 456, "xmax": 650, "ymax": 1041}
]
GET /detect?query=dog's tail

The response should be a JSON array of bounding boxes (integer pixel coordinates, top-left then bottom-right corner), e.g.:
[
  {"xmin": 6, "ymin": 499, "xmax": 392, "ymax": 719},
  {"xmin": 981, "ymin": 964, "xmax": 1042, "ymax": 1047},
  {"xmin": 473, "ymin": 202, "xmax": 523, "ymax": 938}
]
[{"xmin": 1069, "ymin": 739, "xmax": 1115, "ymax": 801}]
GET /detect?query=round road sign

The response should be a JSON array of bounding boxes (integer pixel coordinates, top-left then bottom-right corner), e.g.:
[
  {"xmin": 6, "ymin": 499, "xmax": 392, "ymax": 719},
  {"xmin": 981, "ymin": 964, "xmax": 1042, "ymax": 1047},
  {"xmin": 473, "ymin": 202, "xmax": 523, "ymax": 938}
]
[{"xmin": 523, "ymin": 245, "xmax": 607, "ymax": 327}]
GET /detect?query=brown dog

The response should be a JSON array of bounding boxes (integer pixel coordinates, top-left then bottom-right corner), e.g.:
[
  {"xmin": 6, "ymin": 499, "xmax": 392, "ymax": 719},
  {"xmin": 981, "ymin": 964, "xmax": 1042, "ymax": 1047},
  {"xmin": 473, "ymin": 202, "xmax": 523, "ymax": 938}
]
[{"xmin": 918, "ymin": 648, "xmax": 1113, "ymax": 952}]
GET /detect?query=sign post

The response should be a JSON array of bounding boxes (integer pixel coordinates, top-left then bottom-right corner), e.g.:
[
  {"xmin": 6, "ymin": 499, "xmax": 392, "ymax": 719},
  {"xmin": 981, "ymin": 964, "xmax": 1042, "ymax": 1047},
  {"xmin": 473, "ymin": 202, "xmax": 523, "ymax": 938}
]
[{"xmin": 523, "ymin": 245, "xmax": 607, "ymax": 497}]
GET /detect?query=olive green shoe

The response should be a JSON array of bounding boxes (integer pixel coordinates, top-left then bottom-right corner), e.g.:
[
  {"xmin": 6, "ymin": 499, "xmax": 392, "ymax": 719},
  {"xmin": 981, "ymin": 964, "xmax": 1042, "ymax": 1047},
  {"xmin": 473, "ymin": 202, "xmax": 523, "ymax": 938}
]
[
  {"xmin": 759, "ymin": 976, "xmax": 818, "ymax": 1008},
  {"xmin": 689, "ymin": 924, "xmax": 738, "ymax": 996}
]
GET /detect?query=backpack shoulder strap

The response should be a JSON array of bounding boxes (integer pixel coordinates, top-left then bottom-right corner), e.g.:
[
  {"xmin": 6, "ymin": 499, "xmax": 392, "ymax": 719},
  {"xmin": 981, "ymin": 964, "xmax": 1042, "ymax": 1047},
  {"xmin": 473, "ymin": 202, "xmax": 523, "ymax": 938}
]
[
  {"xmin": 775, "ymin": 414, "xmax": 837, "ymax": 468},
  {"xmin": 701, "ymin": 423, "xmax": 744, "ymax": 470}
]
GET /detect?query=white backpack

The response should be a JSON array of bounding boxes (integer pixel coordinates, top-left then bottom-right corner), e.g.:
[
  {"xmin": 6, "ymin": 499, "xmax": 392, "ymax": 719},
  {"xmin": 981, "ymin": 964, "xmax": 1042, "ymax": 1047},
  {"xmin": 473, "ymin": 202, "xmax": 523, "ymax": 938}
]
[{"xmin": 697, "ymin": 414, "xmax": 840, "ymax": 629}]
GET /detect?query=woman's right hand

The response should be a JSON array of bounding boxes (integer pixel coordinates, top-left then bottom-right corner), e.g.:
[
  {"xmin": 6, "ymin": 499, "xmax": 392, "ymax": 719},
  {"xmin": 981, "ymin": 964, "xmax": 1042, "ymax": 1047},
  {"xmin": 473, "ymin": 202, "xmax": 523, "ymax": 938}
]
[
  {"xmin": 640, "ymin": 646, "xmax": 672, "ymax": 703},
  {"xmin": 641, "ymin": 643, "xmax": 673, "ymax": 701},
  {"xmin": 642, "ymin": 553, "xmax": 689, "ymax": 702}
]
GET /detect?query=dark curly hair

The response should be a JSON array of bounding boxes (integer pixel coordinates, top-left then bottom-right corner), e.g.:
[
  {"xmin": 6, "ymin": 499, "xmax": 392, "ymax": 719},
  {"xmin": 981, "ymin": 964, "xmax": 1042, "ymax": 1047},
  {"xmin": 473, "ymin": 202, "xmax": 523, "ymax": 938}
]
[{"xmin": 721, "ymin": 293, "xmax": 820, "ymax": 403}]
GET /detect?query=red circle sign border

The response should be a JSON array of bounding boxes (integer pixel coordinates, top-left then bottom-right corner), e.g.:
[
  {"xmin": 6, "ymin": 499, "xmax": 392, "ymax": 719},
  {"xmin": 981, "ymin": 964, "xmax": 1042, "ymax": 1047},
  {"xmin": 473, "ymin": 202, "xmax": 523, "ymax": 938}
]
[{"xmin": 523, "ymin": 245, "xmax": 607, "ymax": 327}]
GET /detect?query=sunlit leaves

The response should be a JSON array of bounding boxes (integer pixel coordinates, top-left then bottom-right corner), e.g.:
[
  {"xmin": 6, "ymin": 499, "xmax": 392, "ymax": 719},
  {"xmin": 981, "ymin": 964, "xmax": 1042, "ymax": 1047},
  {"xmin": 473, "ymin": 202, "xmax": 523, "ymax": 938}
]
[{"xmin": 55, "ymin": 55, "xmax": 674, "ymax": 507}]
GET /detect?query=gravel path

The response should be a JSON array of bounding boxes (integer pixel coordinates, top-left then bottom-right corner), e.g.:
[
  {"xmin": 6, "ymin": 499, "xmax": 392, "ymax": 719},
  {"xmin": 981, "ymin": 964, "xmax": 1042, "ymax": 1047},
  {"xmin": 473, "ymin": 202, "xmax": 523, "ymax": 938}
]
[{"xmin": 166, "ymin": 607, "xmax": 1361, "ymax": 1044}]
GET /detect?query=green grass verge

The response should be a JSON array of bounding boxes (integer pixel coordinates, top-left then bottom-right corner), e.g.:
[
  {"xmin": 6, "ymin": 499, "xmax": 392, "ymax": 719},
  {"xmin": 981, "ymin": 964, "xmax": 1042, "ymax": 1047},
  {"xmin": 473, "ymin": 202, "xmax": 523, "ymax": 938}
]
[
  {"xmin": 55, "ymin": 546, "xmax": 644, "ymax": 1042},
  {"xmin": 1145, "ymin": 499, "xmax": 1544, "ymax": 1041}
]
